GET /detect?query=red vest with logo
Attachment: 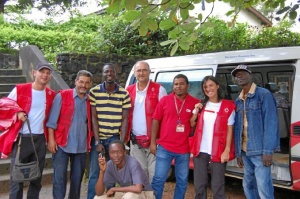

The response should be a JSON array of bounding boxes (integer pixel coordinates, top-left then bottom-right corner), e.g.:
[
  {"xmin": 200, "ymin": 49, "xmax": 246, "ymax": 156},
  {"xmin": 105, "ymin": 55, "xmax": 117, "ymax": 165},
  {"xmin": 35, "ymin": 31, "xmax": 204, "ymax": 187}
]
[
  {"xmin": 54, "ymin": 89, "xmax": 93, "ymax": 151},
  {"xmin": 16, "ymin": 83, "xmax": 55, "ymax": 141},
  {"xmin": 126, "ymin": 81, "xmax": 160, "ymax": 142},
  {"xmin": 189, "ymin": 99, "xmax": 236, "ymax": 162}
]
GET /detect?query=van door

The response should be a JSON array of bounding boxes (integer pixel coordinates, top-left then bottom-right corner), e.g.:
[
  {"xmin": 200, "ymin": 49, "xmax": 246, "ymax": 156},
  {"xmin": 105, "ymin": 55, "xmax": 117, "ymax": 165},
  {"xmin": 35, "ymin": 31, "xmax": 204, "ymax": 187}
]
[{"xmin": 290, "ymin": 61, "xmax": 300, "ymax": 190}]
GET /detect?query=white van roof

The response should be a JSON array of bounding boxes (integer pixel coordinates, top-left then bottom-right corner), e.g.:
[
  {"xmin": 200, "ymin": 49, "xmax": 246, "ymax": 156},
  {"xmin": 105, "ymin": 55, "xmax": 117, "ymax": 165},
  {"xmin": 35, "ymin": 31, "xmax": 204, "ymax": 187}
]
[{"xmin": 143, "ymin": 46, "xmax": 300, "ymax": 70}]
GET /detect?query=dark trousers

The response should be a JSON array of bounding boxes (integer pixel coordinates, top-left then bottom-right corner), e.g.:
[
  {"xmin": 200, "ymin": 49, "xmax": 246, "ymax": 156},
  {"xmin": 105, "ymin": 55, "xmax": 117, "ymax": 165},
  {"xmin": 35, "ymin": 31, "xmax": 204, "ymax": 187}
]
[
  {"xmin": 9, "ymin": 134, "xmax": 46, "ymax": 199},
  {"xmin": 53, "ymin": 147, "xmax": 86, "ymax": 199},
  {"xmin": 193, "ymin": 152, "xmax": 227, "ymax": 199}
]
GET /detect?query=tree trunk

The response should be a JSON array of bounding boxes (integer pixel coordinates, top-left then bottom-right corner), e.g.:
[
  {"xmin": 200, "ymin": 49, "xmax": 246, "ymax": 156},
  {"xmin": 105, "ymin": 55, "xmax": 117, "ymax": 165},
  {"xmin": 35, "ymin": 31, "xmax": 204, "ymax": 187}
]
[
  {"xmin": 0, "ymin": 0, "xmax": 7, "ymax": 14},
  {"xmin": 0, "ymin": 3, "xmax": 3, "ymax": 14}
]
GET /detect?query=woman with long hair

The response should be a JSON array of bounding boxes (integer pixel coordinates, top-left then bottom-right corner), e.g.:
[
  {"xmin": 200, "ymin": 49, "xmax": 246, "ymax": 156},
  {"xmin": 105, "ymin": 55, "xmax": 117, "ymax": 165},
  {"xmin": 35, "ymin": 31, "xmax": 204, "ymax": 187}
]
[{"xmin": 189, "ymin": 75, "xmax": 236, "ymax": 199}]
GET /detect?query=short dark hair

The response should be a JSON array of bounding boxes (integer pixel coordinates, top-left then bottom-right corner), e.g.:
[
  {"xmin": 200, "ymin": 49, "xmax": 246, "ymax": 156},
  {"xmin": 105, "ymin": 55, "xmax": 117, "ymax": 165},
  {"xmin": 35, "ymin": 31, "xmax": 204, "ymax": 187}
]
[
  {"xmin": 109, "ymin": 140, "xmax": 125, "ymax": 151},
  {"xmin": 102, "ymin": 63, "xmax": 116, "ymax": 73},
  {"xmin": 76, "ymin": 70, "xmax": 93, "ymax": 80},
  {"xmin": 173, "ymin": 74, "xmax": 189, "ymax": 85}
]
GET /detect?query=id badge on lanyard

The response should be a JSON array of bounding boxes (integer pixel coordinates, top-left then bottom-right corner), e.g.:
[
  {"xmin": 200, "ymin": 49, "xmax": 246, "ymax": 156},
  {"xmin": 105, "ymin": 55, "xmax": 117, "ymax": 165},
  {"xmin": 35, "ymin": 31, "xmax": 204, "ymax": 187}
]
[
  {"xmin": 176, "ymin": 123, "xmax": 185, "ymax": 132},
  {"xmin": 174, "ymin": 96, "xmax": 186, "ymax": 133}
]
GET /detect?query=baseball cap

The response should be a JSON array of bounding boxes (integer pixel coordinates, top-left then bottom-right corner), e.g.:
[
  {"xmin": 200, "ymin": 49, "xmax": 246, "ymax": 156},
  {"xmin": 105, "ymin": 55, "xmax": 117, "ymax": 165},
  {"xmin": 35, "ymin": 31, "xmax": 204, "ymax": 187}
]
[
  {"xmin": 35, "ymin": 63, "xmax": 53, "ymax": 71},
  {"xmin": 231, "ymin": 64, "xmax": 252, "ymax": 77}
]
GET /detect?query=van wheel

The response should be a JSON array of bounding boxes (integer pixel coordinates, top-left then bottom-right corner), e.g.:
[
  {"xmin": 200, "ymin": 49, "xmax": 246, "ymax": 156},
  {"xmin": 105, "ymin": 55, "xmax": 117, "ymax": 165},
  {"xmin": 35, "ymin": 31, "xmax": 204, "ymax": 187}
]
[{"xmin": 166, "ymin": 165, "xmax": 176, "ymax": 182}]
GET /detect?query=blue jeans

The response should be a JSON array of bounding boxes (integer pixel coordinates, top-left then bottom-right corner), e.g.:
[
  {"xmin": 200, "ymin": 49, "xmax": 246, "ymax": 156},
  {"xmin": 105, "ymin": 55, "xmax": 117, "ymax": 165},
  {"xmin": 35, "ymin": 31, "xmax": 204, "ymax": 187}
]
[
  {"xmin": 242, "ymin": 152, "xmax": 274, "ymax": 199},
  {"xmin": 87, "ymin": 135, "xmax": 120, "ymax": 199},
  {"xmin": 151, "ymin": 145, "xmax": 189, "ymax": 199},
  {"xmin": 52, "ymin": 147, "xmax": 86, "ymax": 199}
]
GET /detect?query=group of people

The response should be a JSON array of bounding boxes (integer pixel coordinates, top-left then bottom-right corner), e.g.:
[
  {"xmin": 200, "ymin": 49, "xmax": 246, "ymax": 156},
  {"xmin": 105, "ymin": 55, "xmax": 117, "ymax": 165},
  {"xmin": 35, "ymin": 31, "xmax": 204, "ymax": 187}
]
[{"xmin": 0, "ymin": 61, "xmax": 280, "ymax": 199}]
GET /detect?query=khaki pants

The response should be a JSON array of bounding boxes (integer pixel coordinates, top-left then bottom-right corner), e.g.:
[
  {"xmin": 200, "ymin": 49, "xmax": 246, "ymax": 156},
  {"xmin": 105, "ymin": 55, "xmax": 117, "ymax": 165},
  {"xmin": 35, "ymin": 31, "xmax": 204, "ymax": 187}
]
[
  {"xmin": 130, "ymin": 140, "xmax": 156, "ymax": 183},
  {"xmin": 94, "ymin": 191, "xmax": 155, "ymax": 199}
]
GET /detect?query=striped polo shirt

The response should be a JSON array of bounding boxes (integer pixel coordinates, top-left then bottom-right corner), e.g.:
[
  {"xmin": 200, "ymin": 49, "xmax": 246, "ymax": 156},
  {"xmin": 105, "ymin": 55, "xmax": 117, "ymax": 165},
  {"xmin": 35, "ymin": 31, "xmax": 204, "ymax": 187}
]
[{"xmin": 89, "ymin": 83, "xmax": 131, "ymax": 139}]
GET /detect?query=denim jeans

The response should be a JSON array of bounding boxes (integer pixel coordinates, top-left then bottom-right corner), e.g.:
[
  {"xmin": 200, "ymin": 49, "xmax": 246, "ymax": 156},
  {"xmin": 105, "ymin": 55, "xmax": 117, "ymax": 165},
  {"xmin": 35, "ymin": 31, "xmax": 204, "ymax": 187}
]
[
  {"xmin": 9, "ymin": 135, "xmax": 46, "ymax": 199},
  {"xmin": 87, "ymin": 135, "xmax": 120, "ymax": 199},
  {"xmin": 151, "ymin": 145, "xmax": 189, "ymax": 199},
  {"xmin": 242, "ymin": 151, "xmax": 274, "ymax": 199},
  {"xmin": 52, "ymin": 147, "xmax": 86, "ymax": 199}
]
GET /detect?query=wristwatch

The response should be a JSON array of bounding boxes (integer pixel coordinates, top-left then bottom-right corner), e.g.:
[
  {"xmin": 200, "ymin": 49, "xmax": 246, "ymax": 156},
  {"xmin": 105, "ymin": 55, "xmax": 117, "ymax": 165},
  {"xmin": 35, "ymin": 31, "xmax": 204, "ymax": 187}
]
[{"xmin": 95, "ymin": 141, "xmax": 99, "ymax": 146}]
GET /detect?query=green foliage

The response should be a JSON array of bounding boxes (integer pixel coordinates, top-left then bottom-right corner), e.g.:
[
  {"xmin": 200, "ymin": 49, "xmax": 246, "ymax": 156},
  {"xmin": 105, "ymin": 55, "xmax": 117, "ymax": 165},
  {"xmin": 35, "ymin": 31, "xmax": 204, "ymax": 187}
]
[
  {"xmin": 1, "ymin": 0, "xmax": 95, "ymax": 14},
  {"xmin": 101, "ymin": 0, "xmax": 298, "ymax": 55},
  {"xmin": 95, "ymin": 15, "xmax": 169, "ymax": 56},
  {"xmin": 0, "ymin": 13, "xmax": 299, "ymax": 63},
  {"xmin": 187, "ymin": 18, "xmax": 300, "ymax": 54},
  {"xmin": 0, "ymin": 13, "xmax": 171, "ymax": 62}
]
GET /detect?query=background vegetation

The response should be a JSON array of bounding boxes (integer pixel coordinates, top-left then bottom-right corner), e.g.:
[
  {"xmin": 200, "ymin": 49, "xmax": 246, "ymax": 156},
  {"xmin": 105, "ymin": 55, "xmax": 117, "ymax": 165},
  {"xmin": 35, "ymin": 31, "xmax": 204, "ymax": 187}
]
[{"xmin": 0, "ymin": 13, "xmax": 299, "ymax": 64}]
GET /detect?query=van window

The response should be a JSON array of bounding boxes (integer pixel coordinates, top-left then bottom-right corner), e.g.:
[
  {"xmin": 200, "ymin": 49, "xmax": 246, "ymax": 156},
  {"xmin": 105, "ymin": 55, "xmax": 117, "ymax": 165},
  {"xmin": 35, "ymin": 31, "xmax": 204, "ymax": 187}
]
[
  {"xmin": 217, "ymin": 72, "xmax": 263, "ymax": 99},
  {"xmin": 267, "ymin": 72, "xmax": 293, "ymax": 102},
  {"xmin": 155, "ymin": 69, "xmax": 213, "ymax": 99},
  {"xmin": 216, "ymin": 74, "xmax": 228, "ymax": 98}
]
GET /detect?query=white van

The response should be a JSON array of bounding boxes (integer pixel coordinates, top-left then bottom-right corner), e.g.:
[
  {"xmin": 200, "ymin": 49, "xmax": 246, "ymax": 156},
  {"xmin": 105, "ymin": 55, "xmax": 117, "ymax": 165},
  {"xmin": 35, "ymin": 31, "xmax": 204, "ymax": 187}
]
[{"xmin": 125, "ymin": 46, "xmax": 300, "ymax": 191}]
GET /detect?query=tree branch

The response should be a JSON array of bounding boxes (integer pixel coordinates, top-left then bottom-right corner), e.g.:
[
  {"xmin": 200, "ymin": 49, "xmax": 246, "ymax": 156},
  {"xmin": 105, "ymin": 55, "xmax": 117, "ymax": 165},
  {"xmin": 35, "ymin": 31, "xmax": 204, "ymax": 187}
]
[
  {"xmin": 149, "ymin": 0, "xmax": 171, "ymax": 6},
  {"xmin": 201, "ymin": 1, "xmax": 214, "ymax": 24}
]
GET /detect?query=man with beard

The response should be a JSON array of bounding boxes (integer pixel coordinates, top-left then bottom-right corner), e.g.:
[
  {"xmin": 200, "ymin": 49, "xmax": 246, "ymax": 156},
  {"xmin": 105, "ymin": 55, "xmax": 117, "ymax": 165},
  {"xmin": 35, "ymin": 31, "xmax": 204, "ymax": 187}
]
[
  {"xmin": 46, "ymin": 70, "xmax": 93, "ymax": 199},
  {"xmin": 150, "ymin": 74, "xmax": 199, "ymax": 199},
  {"xmin": 88, "ymin": 63, "xmax": 131, "ymax": 199},
  {"xmin": 232, "ymin": 64, "xmax": 279, "ymax": 199}
]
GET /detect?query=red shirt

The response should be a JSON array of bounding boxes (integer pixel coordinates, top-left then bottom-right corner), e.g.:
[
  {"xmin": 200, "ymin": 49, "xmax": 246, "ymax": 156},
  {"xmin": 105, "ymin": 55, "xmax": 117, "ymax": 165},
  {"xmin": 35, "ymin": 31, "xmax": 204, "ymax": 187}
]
[{"xmin": 153, "ymin": 92, "xmax": 199, "ymax": 153}]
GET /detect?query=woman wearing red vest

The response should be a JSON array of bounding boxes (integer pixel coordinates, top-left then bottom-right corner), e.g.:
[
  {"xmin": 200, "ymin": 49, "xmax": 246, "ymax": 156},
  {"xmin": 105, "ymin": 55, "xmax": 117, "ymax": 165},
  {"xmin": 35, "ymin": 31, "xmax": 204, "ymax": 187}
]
[{"xmin": 189, "ymin": 75, "xmax": 236, "ymax": 199}]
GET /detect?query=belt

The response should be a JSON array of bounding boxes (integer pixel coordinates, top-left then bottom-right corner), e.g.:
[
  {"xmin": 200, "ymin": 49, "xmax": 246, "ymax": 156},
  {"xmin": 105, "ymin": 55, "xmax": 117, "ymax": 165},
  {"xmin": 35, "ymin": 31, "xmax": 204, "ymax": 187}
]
[{"xmin": 19, "ymin": 134, "xmax": 44, "ymax": 137}]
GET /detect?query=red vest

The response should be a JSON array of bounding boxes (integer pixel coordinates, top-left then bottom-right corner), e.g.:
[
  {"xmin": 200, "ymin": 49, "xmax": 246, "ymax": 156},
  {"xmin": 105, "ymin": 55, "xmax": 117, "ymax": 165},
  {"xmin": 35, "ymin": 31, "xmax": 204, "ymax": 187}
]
[
  {"xmin": 126, "ymin": 81, "xmax": 160, "ymax": 142},
  {"xmin": 54, "ymin": 89, "xmax": 93, "ymax": 151},
  {"xmin": 16, "ymin": 82, "xmax": 55, "ymax": 141},
  {"xmin": 189, "ymin": 99, "xmax": 236, "ymax": 162}
]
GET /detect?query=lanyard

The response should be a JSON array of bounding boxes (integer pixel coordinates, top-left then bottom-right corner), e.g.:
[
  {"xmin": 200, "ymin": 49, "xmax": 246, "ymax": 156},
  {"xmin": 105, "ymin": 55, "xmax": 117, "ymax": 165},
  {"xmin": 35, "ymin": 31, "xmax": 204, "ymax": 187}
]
[{"xmin": 174, "ymin": 96, "xmax": 186, "ymax": 123}]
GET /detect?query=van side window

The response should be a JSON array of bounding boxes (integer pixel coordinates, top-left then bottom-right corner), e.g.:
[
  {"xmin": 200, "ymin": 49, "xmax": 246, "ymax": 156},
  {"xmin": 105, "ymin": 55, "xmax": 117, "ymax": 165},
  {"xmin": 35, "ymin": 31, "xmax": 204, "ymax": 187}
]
[
  {"xmin": 252, "ymin": 73, "xmax": 263, "ymax": 87},
  {"xmin": 155, "ymin": 69, "xmax": 213, "ymax": 100},
  {"xmin": 216, "ymin": 74, "xmax": 228, "ymax": 98},
  {"xmin": 221, "ymin": 72, "xmax": 263, "ymax": 99},
  {"xmin": 267, "ymin": 72, "xmax": 293, "ymax": 102}
]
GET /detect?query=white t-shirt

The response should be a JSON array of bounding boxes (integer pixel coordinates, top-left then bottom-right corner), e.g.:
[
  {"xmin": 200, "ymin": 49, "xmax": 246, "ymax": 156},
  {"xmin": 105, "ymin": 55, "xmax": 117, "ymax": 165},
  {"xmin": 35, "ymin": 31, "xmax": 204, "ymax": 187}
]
[
  {"xmin": 8, "ymin": 87, "xmax": 46, "ymax": 134},
  {"xmin": 200, "ymin": 100, "xmax": 235, "ymax": 154},
  {"xmin": 132, "ymin": 81, "xmax": 167, "ymax": 136}
]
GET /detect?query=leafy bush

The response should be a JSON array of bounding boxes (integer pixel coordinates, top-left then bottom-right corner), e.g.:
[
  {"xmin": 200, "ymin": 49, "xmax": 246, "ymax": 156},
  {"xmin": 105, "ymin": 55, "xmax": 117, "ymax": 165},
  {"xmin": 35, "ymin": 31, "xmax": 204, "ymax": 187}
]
[
  {"xmin": 0, "ymin": 14, "xmax": 299, "ymax": 63},
  {"xmin": 188, "ymin": 18, "xmax": 300, "ymax": 54}
]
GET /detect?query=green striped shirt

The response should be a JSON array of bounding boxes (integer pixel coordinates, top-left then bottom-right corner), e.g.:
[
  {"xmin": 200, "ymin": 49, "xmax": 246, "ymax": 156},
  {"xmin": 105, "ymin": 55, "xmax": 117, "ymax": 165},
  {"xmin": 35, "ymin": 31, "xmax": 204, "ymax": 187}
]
[{"xmin": 89, "ymin": 83, "xmax": 131, "ymax": 139}]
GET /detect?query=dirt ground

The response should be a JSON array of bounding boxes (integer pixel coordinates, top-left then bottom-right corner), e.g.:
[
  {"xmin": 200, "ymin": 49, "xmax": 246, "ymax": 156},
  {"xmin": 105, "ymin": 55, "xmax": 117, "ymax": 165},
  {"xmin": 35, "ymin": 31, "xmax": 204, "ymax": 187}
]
[
  {"xmin": 162, "ymin": 177, "xmax": 246, "ymax": 199},
  {"xmin": 2, "ymin": 173, "xmax": 299, "ymax": 199},
  {"xmin": 163, "ymin": 176, "xmax": 300, "ymax": 199}
]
